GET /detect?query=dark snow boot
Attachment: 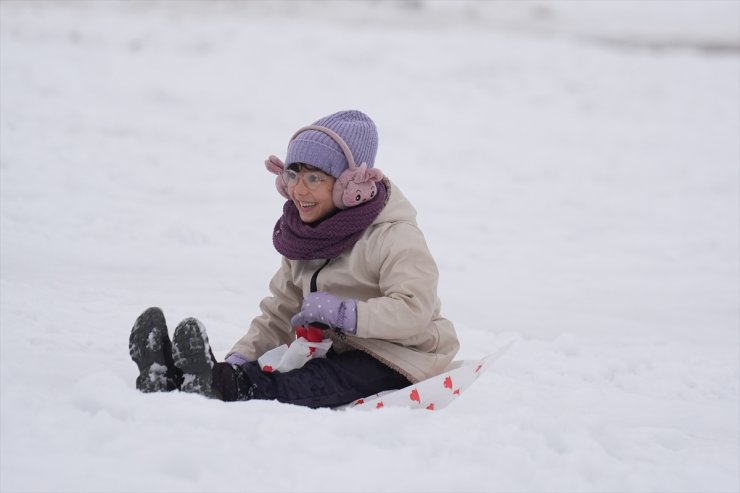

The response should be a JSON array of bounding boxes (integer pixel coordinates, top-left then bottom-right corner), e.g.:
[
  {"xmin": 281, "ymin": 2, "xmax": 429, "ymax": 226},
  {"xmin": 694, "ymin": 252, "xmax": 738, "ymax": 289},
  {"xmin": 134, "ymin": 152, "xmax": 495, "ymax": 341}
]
[
  {"xmin": 129, "ymin": 307, "xmax": 183, "ymax": 393},
  {"xmin": 172, "ymin": 317, "xmax": 220, "ymax": 398},
  {"xmin": 211, "ymin": 362, "xmax": 255, "ymax": 402}
]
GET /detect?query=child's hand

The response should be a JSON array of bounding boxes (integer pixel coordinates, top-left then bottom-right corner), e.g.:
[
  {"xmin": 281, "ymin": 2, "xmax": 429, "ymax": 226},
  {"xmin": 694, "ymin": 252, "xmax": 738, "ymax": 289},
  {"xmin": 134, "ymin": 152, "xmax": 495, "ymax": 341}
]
[
  {"xmin": 291, "ymin": 291, "xmax": 358, "ymax": 334},
  {"xmin": 224, "ymin": 353, "xmax": 249, "ymax": 368}
]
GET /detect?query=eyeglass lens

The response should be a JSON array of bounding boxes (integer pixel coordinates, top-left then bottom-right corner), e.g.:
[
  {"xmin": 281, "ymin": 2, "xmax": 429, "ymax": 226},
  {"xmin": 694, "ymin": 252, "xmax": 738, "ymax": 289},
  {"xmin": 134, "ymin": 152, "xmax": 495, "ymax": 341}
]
[{"xmin": 283, "ymin": 170, "xmax": 325, "ymax": 190}]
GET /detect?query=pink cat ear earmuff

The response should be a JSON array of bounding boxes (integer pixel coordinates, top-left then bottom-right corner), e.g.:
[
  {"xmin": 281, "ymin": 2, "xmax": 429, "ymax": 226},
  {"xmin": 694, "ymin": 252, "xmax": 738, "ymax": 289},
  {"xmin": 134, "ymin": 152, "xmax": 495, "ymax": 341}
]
[
  {"xmin": 333, "ymin": 162, "xmax": 384, "ymax": 209},
  {"xmin": 288, "ymin": 125, "xmax": 384, "ymax": 210},
  {"xmin": 265, "ymin": 154, "xmax": 290, "ymax": 200}
]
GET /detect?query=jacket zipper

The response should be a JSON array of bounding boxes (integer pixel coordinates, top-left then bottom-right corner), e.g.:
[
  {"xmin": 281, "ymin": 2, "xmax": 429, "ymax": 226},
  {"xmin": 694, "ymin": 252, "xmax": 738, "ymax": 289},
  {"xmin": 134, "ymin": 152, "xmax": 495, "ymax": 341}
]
[{"xmin": 310, "ymin": 259, "xmax": 330, "ymax": 293}]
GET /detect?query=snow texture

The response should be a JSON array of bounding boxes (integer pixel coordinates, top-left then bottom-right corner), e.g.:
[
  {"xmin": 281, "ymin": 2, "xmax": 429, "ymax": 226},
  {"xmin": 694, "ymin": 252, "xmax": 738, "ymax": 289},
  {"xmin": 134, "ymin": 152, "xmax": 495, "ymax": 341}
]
[{"xmin": 1, "ymin": 1, "xmax": 738, "ymax": 492}]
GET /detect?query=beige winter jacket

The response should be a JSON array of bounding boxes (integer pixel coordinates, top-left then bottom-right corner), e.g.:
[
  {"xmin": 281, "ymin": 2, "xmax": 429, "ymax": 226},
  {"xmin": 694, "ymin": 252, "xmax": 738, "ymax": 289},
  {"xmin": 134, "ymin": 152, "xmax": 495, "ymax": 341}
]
[{"xmin": 229, "ymin": 179, "xmax": 459, "ymax": 383}]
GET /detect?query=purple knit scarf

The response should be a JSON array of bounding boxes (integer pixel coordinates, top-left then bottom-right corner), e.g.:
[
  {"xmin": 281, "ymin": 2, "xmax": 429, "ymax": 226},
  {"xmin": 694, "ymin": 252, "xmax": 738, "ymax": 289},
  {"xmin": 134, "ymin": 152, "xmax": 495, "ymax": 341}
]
[{"xmin": 273, "ymin": 181, "xmax": 388, "ymax": 260}]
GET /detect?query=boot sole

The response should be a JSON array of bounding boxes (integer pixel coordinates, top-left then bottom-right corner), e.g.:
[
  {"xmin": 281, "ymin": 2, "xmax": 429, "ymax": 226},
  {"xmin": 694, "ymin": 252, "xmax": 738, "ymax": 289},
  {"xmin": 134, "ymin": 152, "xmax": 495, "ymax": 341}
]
[
  {"xmin": 172, "ymin": 318, "xmax": 217, "ymax": 397},
  {"xmin": 129, "ymin": 307, "xmax": 175, "ymax": 393}
]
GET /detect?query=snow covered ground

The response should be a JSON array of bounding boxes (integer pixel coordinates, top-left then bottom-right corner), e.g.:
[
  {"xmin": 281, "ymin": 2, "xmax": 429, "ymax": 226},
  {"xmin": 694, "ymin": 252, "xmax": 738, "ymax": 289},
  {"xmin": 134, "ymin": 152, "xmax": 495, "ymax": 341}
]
[{"xmin": 1, "ymin": 1, "xmax": 738, "ymax": 491}]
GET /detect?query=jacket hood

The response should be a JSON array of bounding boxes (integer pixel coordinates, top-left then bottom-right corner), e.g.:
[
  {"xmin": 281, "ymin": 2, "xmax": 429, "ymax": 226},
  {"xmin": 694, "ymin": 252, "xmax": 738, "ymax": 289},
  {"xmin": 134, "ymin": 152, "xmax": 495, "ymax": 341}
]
[{"xmin": 372, "ymin": 178, "xmax": 418, "ymax": 227}]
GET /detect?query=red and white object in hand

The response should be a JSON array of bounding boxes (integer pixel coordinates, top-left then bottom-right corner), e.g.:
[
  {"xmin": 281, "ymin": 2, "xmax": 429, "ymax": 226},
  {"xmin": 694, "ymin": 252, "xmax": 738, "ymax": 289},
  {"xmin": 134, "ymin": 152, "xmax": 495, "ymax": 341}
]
[{"xmin": 257, "ymin": 326, "xmax": 332, "ymax": 373}]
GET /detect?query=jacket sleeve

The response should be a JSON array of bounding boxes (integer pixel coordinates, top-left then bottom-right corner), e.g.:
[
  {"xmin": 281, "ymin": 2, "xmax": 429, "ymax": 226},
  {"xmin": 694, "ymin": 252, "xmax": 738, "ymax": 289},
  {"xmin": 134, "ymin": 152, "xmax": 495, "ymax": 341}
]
[
  {"xmin": 355, "ymin": 223, "xmax": 442, "ymax": 341},
  {"xmin": 227, "ymin": 257, "xmax": 303, "ymax": 361}
]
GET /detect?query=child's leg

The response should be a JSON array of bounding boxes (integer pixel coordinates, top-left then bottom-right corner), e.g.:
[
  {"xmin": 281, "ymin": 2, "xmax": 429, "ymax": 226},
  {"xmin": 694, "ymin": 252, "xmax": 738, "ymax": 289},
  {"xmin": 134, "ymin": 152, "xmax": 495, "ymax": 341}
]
[
  {"xmin": 230, "ymin": 351, "xmax": 411, "ymax": 408},
  {"xmin": 168, "ymin": 317, "xmax": 410, "ymax": 407}
]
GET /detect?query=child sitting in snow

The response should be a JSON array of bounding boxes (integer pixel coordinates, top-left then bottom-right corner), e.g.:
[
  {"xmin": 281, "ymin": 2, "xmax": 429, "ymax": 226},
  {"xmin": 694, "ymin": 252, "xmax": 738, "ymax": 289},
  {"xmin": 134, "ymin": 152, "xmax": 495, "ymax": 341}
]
[{"xmin": 128, "ymin": 110, "xmax": 460, "ymax": 408}]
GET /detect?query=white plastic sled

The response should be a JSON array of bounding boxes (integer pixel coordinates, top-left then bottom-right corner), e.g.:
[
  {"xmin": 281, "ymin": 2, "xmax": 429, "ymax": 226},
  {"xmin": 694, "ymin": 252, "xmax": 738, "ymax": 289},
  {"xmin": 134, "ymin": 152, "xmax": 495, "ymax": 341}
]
[{"xmin": 346, "ymin": 342, "xmax": 513, "ymax": 411}]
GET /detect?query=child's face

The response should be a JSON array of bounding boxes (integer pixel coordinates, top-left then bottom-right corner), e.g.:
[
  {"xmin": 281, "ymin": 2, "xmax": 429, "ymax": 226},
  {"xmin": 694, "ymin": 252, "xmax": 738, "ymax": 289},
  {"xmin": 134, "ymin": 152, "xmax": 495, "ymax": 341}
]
[{"xmin": 286, "ymin": 165, "xmax": 338, "ymax": 223}]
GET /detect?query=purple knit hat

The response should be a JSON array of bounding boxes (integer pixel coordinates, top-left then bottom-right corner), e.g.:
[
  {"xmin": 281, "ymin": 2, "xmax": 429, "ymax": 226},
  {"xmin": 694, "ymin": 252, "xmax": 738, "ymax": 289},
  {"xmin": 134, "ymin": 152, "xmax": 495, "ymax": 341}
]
[
  {"xmin": 264, "ymin": 110, "xmax": 385, "ymax": 209},
  {"xmin": 286, "ymin": 110, "xmax": 378, "ymax": 178}
]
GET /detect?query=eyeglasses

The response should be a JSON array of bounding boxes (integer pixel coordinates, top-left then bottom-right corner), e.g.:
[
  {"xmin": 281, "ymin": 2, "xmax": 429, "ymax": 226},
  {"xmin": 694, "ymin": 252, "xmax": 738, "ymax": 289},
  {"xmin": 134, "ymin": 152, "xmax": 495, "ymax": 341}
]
[{"xmin": 282, "ymin": 169, "xmax": 330, "ymax": 190}]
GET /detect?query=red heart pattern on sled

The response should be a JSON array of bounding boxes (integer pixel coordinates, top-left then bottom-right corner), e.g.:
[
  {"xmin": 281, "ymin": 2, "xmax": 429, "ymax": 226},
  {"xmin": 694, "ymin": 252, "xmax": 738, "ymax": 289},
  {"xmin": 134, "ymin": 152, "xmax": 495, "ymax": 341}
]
[{"xmin": 347, "ymin": 342, "xmax": 513, "ymax": 412}]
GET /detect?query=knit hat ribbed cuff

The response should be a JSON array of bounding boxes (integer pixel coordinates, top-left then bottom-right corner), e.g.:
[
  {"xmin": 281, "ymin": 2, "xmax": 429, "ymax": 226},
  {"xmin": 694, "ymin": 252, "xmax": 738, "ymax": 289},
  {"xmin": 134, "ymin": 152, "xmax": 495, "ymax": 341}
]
[{"xmin": 286, "ymin": 137, "xmax": 348, "ymax": 178}]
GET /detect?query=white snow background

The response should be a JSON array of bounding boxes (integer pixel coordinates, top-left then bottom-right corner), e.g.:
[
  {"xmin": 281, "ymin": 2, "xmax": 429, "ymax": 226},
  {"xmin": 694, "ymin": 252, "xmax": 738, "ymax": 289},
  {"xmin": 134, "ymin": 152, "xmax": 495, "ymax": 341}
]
[{"xmin": 1, "ymin": 1, "xmax": 738, "ymax": 492}]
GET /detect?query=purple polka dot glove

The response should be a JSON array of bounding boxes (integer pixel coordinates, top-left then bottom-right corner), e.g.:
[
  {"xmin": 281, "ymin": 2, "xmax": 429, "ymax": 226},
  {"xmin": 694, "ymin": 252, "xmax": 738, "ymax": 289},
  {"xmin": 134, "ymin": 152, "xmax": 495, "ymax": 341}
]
[{"xmin": 290, "ymin": 291, "xmax": 358, "ymax": 335}]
